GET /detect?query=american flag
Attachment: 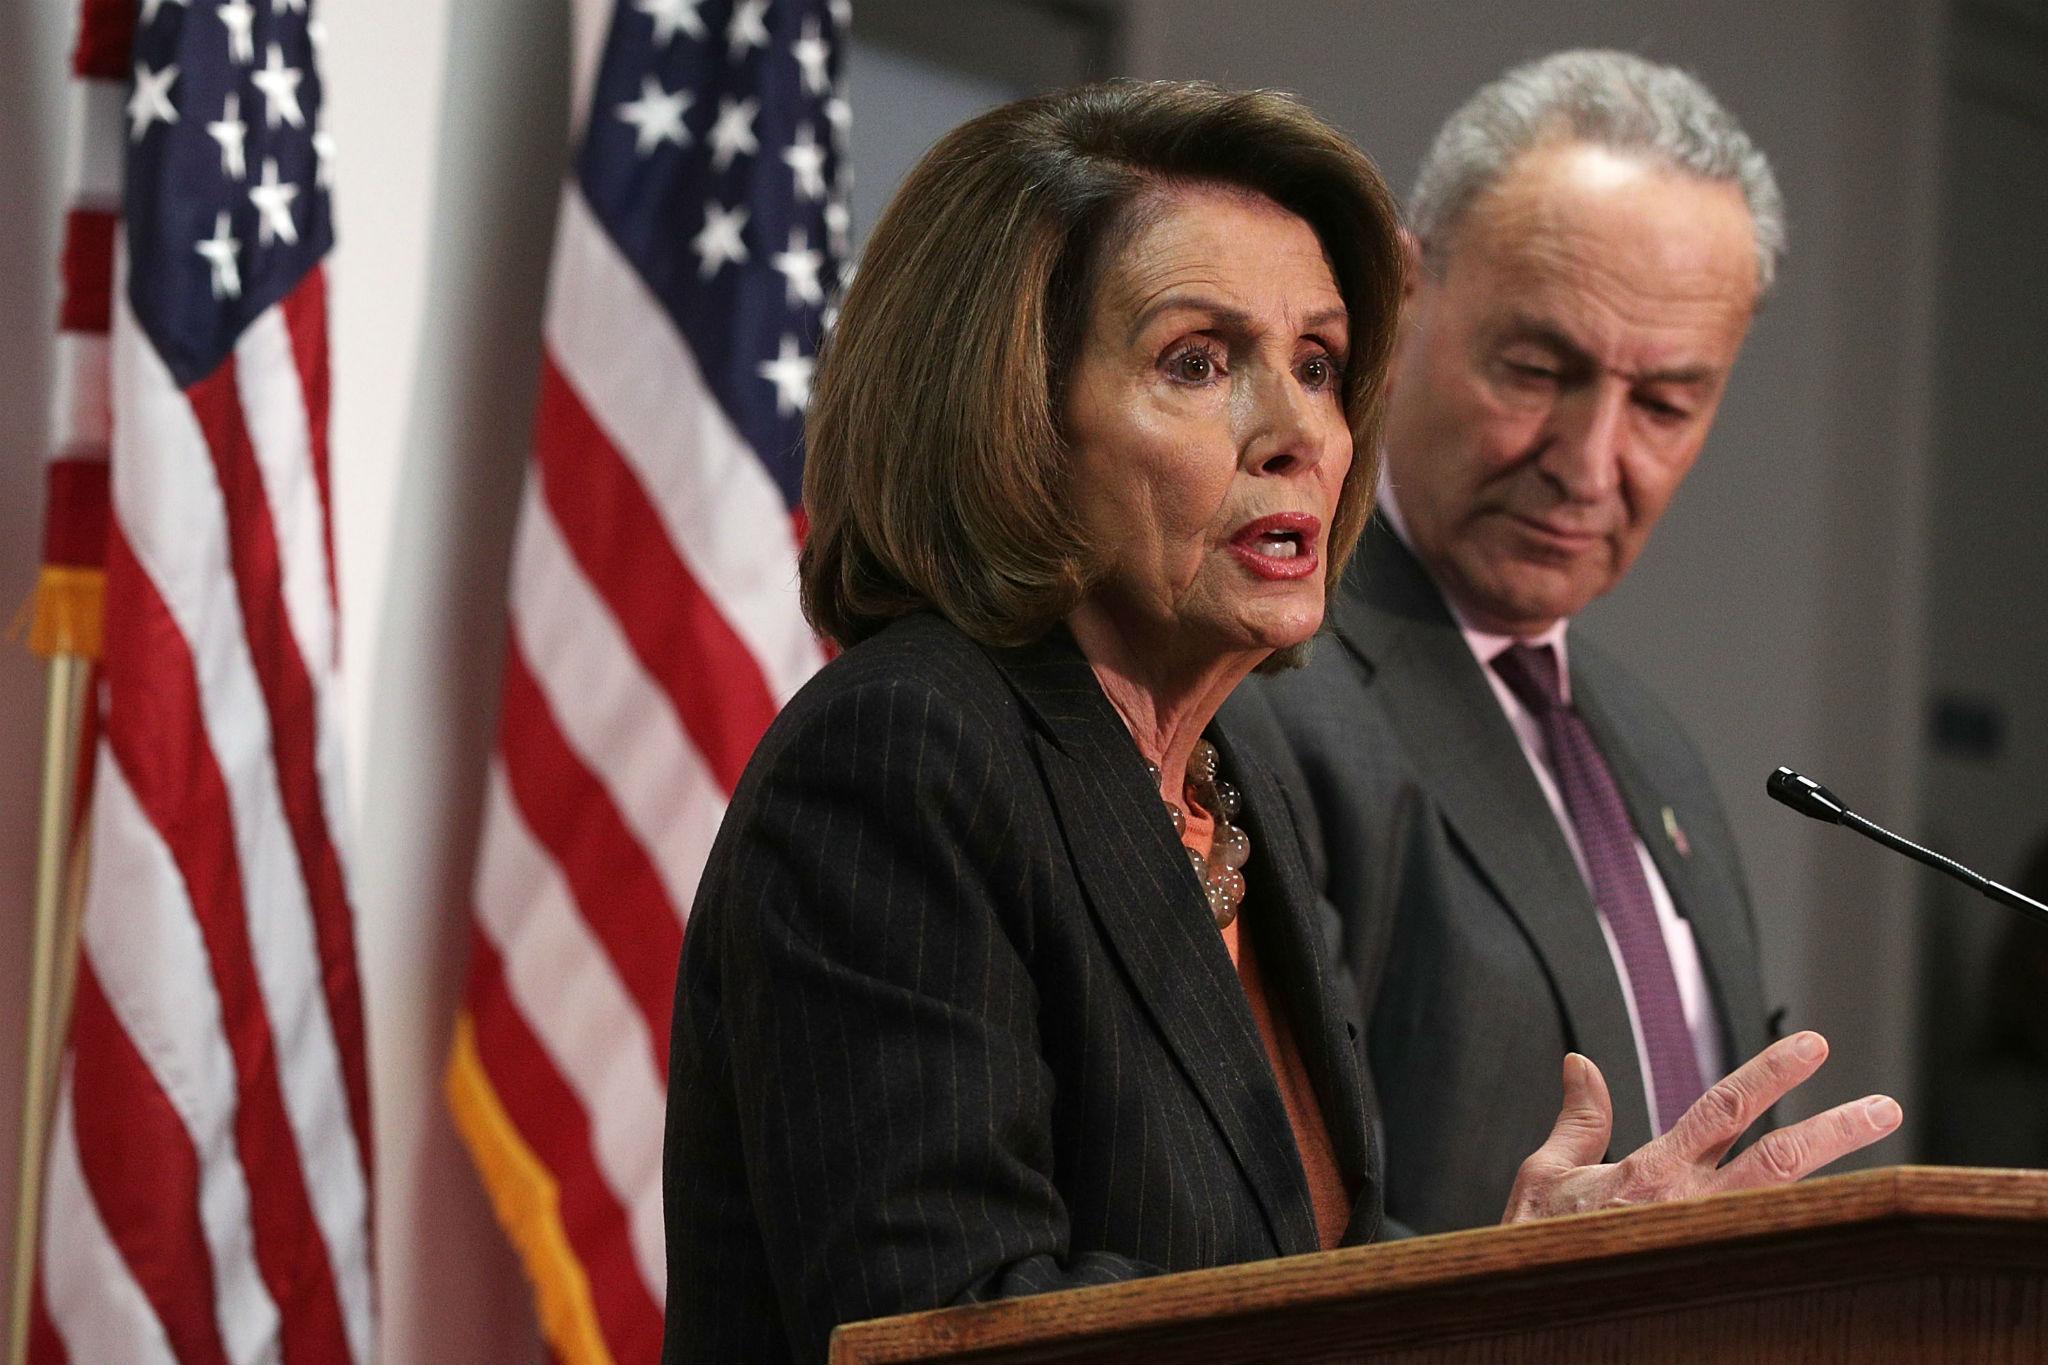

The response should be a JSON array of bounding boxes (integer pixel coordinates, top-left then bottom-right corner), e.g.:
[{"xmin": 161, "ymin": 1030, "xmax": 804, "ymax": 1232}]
[
  {"xmin": 444, "ymin": 0, "xmax": 847, "ymax": 1359},
  {"xmin": 31, "ymin": 0, "xmax": 373, "ymax": 1362}
]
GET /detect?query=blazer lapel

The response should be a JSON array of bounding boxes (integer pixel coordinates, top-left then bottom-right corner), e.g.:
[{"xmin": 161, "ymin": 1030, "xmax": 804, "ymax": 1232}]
[
  {"xmin": 985, "ymin": 632, "xmax": 1322, "ymax": 1257},
  {"xmin": 1215, "ymin": 726, "xmax": 1381, "ymax": 1244},
  {"xmin": 1327, "ymin": 522, "xmax": 1654, "ymax": 1153}
]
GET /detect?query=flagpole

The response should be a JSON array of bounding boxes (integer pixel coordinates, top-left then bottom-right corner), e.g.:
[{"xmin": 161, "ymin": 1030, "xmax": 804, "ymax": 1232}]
[{"xmin": 9, "ymin": 651, "xmax": 91, "ymax": 1365}]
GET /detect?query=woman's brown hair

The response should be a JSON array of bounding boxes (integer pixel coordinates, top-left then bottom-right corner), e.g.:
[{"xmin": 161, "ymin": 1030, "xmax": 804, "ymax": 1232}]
[{"xmin": 800, "ymin": 79, "xmax": 1404, "ymax": 650}]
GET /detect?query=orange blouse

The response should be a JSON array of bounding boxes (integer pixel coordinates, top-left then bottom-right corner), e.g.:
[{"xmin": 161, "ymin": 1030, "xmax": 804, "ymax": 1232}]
[{"xmin": 1220, "ymin": 916, "xmax": 1351, "ymax": 1251}]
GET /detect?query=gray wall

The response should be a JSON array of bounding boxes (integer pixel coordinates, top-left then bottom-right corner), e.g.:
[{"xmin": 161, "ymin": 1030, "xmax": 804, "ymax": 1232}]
[{"xmin": 1921, "ymin": 0, "xmax": 2048, "ymax": 1164}]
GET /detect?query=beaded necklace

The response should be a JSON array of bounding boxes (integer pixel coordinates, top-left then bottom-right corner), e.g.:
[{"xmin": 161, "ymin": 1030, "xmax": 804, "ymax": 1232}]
[{"xmin": 1145, "ymin": 738, "xmax": 1250, "ymax": 928}]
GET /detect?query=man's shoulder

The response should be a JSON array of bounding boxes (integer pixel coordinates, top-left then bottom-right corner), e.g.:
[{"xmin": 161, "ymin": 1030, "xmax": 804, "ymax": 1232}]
[{"xmin": 1567, "ymin": 631, "xmax": 1716, "ymax": 775}]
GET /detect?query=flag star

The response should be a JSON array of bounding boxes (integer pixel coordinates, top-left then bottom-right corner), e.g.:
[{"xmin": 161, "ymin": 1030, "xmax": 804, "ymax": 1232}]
[
  {"xmin": 829, "ymin": 0, "xmax": 852, "ymax": 30},
  {"xmin": 252, "ymin": 44, "xmax": 306, "ymax": 129},
  {"xmin": 249, "ymin": 157, "xmax": 301, "ymax": 245},
  {"xmin": 616, "ymin": 76, "xmax": 691, "ymax": 156},
  {"xmin": 707, "ymin": 96, "xmax": 758, "ymax": 170},
  {"xmin": 313, "ymin": 124, "xmax": 336, "ymax": 189},
  {"xmin": 757, "ymin": 334, "xmax": 815, "ymax": 416},
  {"xmin": 726, "ymin": 0, "xmax": 770, "ymax": 59},
  {"xmin": 824, "ymin": 96, "xmax": 851, "ymax": 149},
  {"xmin": 634, "ymin": 0, "xmax": 707, "ymax": 46},
  {"xmin": 692, "ymin": 202, "xmax": 749, "ymax": 278},
  {"xmin": 140, "ymin": 0, "xmax": 190, "ymax": 24},
  {"xmin": 782, "ymin": 121, "xmax": 827, "ymax": 201},
  {"xmin": 771, "ymin": 227, "xmax": 824, "ymax": 308},
  {"xmin": 127, "ymin": 62, "xmax": 180, "ymax": 142},
  {"xmin": 218, "ymin": 0, "xmax": 256, "ymax": 64},
  {"xmin": 793, "ymin": 17, "xmax": 831, "ymax": 96},
  {"xmin": 308, "ymin": 17, "xmax": 329, "ymax": 58},
  {"xmin": 195, "ymin": 212, "xmax": 242, "ymax": 299},
  {"xmin": 274, "ymin": 0, "xmax": 307, "ymax": 11},
  {"xmin": 824, "ymin": 197, "xmax": 851, "ymax": 258},
  {"xmin": 207, "ymin": 92, "xmax": 249, "ymax": 179}
]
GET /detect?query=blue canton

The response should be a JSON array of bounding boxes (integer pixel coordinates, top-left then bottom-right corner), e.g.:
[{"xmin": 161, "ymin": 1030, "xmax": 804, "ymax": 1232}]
[
  {"xmin": 126, "ymin": 0, "xmax": 332, "ymax": 389},
  {"xmin": 579, "ymin": 0, "xmax": 850, "ymax": 512}
]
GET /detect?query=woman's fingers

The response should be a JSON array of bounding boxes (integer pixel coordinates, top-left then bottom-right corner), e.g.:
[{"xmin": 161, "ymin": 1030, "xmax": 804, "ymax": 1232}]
[
  {"xmin": 1526, "ymin": 1053, "xmax": 1614, "ymax": 1175},
  {"xmin": 1712, "ymin": 1094, "xmax": 1903, "ymax": 1193},
  {"xmin": 1502, "ymin": 1055, "xmax": 1617, "ymax": 1222},
  {"xmin": 1660, "ymin": 1032, "xmax": 1831, "ymax": 1167}
]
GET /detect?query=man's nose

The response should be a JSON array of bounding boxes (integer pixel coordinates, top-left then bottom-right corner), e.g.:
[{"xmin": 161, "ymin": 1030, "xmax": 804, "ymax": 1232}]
[{"xmin": 1541, "ymin": 383, "xmax": 1628, "ymax": 500}]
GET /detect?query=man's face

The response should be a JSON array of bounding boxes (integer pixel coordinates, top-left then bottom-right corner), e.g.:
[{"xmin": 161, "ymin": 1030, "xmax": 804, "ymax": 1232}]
[{"xmin": 1384, "ymin": 140, "xmax": 1761, "ymax": 636}]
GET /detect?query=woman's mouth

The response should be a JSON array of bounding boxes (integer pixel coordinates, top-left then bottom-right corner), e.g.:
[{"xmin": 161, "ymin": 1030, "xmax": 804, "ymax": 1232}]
[{"xmin": 1229, "ymin": 513, "xmax": 1322, "ymax": 580}]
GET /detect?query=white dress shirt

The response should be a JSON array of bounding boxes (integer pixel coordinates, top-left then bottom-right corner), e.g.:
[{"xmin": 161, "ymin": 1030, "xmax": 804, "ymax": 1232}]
[{"xmin": 1377, "ymin": 481, "xmax": 1726, "ymax": 1131}]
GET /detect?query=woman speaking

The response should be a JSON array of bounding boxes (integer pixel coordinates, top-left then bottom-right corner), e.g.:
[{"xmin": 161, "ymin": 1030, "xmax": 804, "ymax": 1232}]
[{"xmin": 662, "ymin": 80, "xmax": 1895, "ymax": 1363}]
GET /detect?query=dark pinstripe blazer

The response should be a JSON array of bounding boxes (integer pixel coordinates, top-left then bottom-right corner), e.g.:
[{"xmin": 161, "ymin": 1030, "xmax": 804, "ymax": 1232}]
[{"xmin": 663, "ymin": 612, "xmax": 1380, "ymax": 1363}]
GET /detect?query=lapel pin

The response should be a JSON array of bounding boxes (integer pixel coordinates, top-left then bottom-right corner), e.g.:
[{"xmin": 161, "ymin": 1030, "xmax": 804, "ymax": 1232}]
[{"xmin": 1661, "ymin": 806, "xmax": 1691, "ymax": 858}]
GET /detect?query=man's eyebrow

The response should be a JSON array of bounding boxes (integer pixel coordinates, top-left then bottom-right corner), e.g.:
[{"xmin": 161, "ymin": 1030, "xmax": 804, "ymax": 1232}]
[{"xmin": 1500, "ymin": 316, "xmax": 1720, "ymax": 386}]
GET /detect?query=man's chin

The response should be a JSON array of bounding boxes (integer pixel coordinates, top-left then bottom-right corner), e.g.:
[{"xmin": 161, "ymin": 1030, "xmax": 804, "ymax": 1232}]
[{"xmin": 1448, "ymin": 563, "xmax": 1600, "ymax": 637}]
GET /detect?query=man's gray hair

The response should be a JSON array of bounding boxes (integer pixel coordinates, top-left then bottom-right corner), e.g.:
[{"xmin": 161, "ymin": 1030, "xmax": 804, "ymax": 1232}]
[{"xmin": 1410, "ymin": 50, "xmax": 1785, "ymax": 294}]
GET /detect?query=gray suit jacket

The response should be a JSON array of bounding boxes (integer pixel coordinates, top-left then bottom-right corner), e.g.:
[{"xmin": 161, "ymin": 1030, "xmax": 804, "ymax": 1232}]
[
  {"xmin": 1224, "ymin": 519, "xmax": 1775, "ymax": 1234},
  {"xmin": 666, "ymin": 613, "xmax": 1379, "ymax": 1363}
]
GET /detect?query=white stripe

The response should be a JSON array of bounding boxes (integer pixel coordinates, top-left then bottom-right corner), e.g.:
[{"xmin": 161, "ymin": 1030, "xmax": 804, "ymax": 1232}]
[
  {"xmin": 234, "ymin": 301, "xmax": 359, "ymax": 886},
  {"xmin": 473, "ymin": 766, "xmax": 667, "ymax": 1297},
  {"xmin": 234, "ymin": 305, "xmax": 337, "ymax": 687},
  {"xmin": 71, "ymin": 79, "xmax": 125, "ymax": 209},
  {"xmin": 40, "ymin": 1075, "xmax": 180, "ymax": 1365},
  {"xmin": 110, "ymin": 278, "xmax": 375, "ymax": 1365},
  {"xmin": 545, "ymin": 189, "xmax": 824, "ymax": 706},
  {"xmin": 80, "ymin": 750, "xmax": 284, "ymax": 1365},
  {"xmin": 51, "ymin": 333, "xmax": 112, "ymax": 456},
  {"xmin": 509, "ymin": 483, "xmax": 725, "ymax": 924}
]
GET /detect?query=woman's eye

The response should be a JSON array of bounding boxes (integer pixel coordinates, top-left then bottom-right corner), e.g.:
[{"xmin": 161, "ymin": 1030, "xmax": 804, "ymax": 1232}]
[
  {"xmin": 1301, "ymin": 355, "xmax": 1340, "ymax": 388},
  {"xmin": 1166, "ymin": 345, "xmax": 1219, "ymax": 383}
]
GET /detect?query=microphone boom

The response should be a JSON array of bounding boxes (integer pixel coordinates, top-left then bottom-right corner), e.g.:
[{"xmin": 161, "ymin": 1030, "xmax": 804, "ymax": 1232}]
[{"xmin": 1767, "ymin": 765, "xmax": 2048, "ymax": 930}]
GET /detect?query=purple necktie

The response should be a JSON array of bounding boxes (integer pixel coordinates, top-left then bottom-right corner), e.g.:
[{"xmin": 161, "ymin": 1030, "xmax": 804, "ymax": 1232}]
[{"xmin": 1492, "ymin": 643, "xmax": 1706, "ymax": 1134}]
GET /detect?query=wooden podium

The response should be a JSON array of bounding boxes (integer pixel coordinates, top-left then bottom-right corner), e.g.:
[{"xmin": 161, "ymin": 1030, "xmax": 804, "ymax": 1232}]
[{"xmin": 830, "ymin": 1167, "xmax": 2048, "ymax": 1363}]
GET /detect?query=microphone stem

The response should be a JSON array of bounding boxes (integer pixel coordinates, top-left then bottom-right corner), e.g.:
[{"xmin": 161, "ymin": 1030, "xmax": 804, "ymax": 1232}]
[{"xmin": 1843, "ymin": 811, "xmax": 2048, "ymax": 930}]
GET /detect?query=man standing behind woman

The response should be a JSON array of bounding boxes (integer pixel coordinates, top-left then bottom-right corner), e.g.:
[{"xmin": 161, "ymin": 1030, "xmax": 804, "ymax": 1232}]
[
  {"xmin": 665, "ymin": 77, "xmax": 1899, "ymax": 1363},
  {"xmin": 1230, "ymin": 51, "xmax": 1868, "ymax": 1235}
]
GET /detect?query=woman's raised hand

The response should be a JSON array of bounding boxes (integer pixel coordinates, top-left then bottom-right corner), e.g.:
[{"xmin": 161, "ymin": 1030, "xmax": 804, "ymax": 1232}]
[{"xmin": 1502, "ymin": 1032, "xmax": 1903, "ymax": 1224}]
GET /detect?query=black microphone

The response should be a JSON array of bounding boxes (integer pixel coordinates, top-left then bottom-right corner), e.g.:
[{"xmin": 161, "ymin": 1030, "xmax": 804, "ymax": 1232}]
[{"xmin": 1767, "ymin": 766, "xmax": 2048, "ymax": 930}]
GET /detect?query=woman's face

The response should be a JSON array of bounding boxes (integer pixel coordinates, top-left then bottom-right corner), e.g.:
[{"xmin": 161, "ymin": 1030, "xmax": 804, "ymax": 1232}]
[{"xmin": 1064, "ymin": 185, "xmax": 1353, "ymax": 669}]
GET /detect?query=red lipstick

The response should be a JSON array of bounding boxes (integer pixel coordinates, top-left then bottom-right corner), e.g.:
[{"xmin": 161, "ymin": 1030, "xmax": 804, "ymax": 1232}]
[{"xmin": 1228, "ymin": 512, "xmax": 1322, "ymax": 581}]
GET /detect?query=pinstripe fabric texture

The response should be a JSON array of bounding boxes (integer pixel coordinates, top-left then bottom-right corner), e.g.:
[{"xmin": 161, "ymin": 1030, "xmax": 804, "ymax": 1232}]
[{"xmin": 664, "ymin": 613, "xmax": 1380, "ymax": 1363}]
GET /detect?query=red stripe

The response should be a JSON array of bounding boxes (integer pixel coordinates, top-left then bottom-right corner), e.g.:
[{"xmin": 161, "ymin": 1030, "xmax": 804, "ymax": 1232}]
[
  {"xmin": 40, "ymin": 458, "xmax": 110, "ymax": 570},
  {"xmin": 533, "ymin": 356, "xmax": 779, "ymax": 795},
  {"xmin": 497, "ymin": 640, "xmax": 682, "ymax": 1071},
  {"xmin": 67, "ymin": 959, "xmax": 233, "ymax": 1365},
  {"xmin": 465, "ymin": 929, "xmax": 664, "ymax": 1360},
  {"xmin": 26, "ymin": 1270, "xmax": 69, "ymax": 1365},
  {"xmin": 280, "ymin": 270, "xmax": 341, "ymax": 653},
  {"xmin": 186, "ymin": 354, "xmax": 375, "ymax": 1189},
  {"xmin": 100, "ymin": 522, "xmax": 351, "ymax": 1362},
  {"xmin": 59, "ymin": 210, "xmax": 117, "ymax": 334},
  {"xmin": 71, "ymin": 0, "xmax": 132, "ymax": 79}
]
